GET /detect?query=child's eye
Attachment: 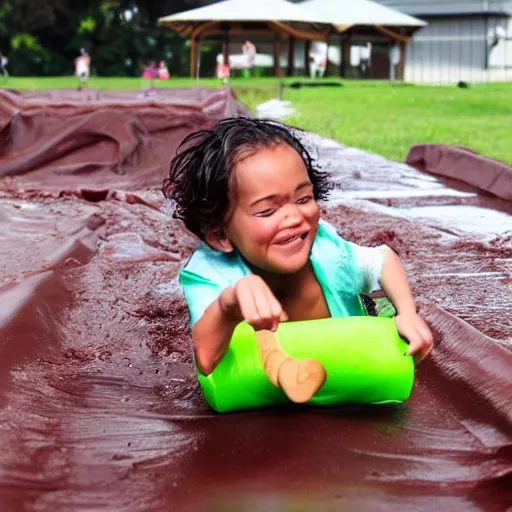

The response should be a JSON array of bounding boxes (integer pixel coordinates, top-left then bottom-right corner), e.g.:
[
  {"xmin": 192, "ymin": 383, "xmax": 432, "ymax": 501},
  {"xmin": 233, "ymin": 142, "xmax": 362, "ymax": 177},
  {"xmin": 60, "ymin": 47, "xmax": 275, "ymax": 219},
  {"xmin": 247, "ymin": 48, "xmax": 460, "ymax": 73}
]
[
  {"xmin": 255, "ymin": 209, "xmax": 275, "ymax": 218},
  {"xmin": 297, "ymin": 196, "xmax": 312, "ymax": 204}
]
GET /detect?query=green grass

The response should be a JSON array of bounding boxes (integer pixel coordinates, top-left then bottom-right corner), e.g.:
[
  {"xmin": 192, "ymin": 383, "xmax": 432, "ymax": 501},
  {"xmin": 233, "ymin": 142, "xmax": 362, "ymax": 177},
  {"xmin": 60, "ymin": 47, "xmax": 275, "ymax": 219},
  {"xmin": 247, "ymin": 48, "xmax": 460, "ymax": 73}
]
[
  {"xmin": 3, "ymin": 76, "xmax": 512, "ymax": 164},
  {"xmin": 282, "ymin": 81, "xmax": 512, "ymax": 164}
]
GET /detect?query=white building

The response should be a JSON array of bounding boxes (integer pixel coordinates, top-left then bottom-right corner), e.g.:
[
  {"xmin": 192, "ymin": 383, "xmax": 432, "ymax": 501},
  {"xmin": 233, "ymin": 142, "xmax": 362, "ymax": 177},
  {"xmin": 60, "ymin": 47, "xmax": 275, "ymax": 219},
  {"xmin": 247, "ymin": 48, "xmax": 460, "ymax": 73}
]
[{"xmin": 375, "ymin": 0, "xmax": 512, "ymax": 82}]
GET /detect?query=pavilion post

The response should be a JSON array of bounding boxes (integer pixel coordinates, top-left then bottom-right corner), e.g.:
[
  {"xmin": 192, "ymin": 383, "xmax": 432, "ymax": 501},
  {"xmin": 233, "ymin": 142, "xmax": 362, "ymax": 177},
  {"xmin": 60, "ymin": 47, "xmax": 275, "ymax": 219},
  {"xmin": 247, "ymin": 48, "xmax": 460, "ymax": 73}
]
[
  {"xmin": 304, "ymin": 40, "xmax": 311, "ymax": 76},
  {"xmin": 287, "ymin": 36, "xmax": 295, "ymax": 76},
  {"xmin": 398, "ymin": 40, "xmax": 407, "ymax": 80},
  {"xmin": 323, "ymin": 31, "xmax": 330, "ymax": 76},
  {"xmin": 190, "ymin": 36, "xmax": 197, "ymax": 78},
  {"xmin": 339, "ymin": 35, "xmax": 343, "ymax": 77},
  {"xmin": 341, "ymin": 33, "xmax": 351, "ymax": 78},
  {"xmin": 274, "ymin": 35, "xmax": 282, "ymax": 77},
  {"xmin": 222, "ymin": 29, "xmax": 229, "ymax": 66},
  {"xmin": 196, "ymin": 37, "xmax": 202, "ymax": 78}
]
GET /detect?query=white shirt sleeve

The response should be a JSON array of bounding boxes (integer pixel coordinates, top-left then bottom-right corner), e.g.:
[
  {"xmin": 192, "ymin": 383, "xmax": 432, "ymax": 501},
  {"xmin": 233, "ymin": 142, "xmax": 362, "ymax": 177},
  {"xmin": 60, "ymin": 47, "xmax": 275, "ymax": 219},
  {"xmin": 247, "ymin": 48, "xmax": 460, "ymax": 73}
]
[{"xmin": 347, "ymin": 242, "xmax": 391, "ymax": 294}]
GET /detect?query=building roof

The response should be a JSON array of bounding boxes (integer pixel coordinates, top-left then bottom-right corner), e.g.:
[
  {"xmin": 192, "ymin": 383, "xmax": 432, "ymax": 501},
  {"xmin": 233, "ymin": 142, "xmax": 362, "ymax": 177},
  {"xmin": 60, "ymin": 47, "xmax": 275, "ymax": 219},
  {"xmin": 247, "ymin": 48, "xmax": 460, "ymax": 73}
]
[
  {"xmin": 159, "ymin": 0, "xmax": 426, "ymax": 30},
  {"xmin": 373, "ymin": 0, "xmax": 512, "ymax": 17},
  {"xmin": 159, "ymin": 0, "xmax": 329, "ymax": 25},
  {"xmin": 298, "ymin": 0, "xmax": 426, "ymax": 27}
]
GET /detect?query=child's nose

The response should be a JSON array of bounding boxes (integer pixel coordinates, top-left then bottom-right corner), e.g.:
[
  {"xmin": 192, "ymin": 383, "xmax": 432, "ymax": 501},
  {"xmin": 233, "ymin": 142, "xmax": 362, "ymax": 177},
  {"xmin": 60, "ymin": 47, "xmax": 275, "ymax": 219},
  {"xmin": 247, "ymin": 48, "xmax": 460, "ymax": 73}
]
[{"xmin": 281, "ymin": 203, "xmax": 303, "ymax": 226}]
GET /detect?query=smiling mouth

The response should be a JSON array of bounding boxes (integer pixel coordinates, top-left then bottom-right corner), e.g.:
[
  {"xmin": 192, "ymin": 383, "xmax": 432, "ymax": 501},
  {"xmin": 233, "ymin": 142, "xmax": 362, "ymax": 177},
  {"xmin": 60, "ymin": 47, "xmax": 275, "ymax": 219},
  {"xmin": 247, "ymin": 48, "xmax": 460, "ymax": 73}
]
[{"xmin": 277, "ymin": 232, "xmax": 308, "ymax": 245}]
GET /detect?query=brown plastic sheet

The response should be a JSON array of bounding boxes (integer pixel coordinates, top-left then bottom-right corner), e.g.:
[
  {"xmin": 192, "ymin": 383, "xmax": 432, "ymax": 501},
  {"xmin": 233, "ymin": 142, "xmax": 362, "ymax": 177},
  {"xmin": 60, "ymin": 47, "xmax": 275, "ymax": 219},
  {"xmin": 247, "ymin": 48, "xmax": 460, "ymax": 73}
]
[
  {"xmin": 0, "ymin": 88, "xmax": 249, "ymax": 190},
  {"xmin": 406, "ymin": 144, "xmax": 512, "ymax": 201},
  {"xmin": 0, "ymin": 89, "xmax": 511, "ymax": 511}
]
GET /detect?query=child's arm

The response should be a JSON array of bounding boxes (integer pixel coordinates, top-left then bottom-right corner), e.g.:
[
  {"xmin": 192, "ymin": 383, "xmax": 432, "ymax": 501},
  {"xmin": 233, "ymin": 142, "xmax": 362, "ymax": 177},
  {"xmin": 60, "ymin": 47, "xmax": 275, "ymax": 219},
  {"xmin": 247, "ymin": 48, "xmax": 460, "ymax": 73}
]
[
  {"xmin": 379, "ymin": 250, "xmax": 433, "ymax": 362},
  {"xmin": 193, "ymin": 275, "xmax": 287, "ymax": 375},
  {"xmin": 192, "ymin": 286, "xmax": 241, "ymax": 376}
]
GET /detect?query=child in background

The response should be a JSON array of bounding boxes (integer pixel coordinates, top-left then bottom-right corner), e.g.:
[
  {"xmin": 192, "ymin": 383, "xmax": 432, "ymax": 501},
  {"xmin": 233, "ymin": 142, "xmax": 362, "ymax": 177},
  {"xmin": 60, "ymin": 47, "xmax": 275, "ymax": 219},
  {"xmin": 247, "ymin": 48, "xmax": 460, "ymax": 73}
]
[
  {"xmin": 75, "ymin": 48, "xmax": 90, "ymax": 85},
  {"xmin": 157, "ymin": 60, "xmax": 170, "ymax": 80},
  {"xmin": 216, "ymin": 62, "xmax": 230, "ymax": 86},
  {"xmin": 163, "ymin": 118, "xmax": 432, "ymax": 390},
  {"xmin": 141, "ymin": 61, "xmax": 157, "ymax": 80},
  {"xmin": 0, "ymin": 53, "xmax": 8, "ymax": 77}
]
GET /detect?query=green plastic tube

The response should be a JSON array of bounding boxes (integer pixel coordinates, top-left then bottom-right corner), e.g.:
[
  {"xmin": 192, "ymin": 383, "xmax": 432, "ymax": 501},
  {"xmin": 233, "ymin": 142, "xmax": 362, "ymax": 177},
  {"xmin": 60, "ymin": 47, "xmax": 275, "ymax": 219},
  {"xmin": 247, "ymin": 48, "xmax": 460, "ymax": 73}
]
[{"xmin": 197, "ymin": 316, "xmax": 415, "ymax": 413}]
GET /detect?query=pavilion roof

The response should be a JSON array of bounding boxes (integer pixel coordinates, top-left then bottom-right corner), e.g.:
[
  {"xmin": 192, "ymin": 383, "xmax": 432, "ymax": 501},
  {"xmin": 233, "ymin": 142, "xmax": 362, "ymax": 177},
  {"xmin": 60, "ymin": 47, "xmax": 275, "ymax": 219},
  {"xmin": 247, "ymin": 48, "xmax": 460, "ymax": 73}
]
[{"xmin": 158, "ymin": 0, "xmax": 426, "ymax": 38}]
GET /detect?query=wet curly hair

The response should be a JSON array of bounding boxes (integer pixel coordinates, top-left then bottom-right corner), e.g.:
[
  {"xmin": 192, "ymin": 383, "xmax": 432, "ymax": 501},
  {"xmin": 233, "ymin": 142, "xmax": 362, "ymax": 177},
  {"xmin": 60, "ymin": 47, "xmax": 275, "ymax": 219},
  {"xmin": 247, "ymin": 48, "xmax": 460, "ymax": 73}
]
[{"xmin": 162, "ymin": 117, "xmax": 330, "ymax": 240}]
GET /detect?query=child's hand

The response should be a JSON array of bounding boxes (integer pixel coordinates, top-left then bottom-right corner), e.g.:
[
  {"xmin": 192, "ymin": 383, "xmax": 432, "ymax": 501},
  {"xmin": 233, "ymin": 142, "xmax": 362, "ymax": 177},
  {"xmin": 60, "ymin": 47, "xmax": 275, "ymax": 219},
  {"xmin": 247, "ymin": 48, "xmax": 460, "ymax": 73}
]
[
  {"xmin": 394, "ymin": 313, "xmax": 433, "ymax": 363},
  {"xmin": 220, "ymin": 275, "xmax": 288, "ymax": 332}
]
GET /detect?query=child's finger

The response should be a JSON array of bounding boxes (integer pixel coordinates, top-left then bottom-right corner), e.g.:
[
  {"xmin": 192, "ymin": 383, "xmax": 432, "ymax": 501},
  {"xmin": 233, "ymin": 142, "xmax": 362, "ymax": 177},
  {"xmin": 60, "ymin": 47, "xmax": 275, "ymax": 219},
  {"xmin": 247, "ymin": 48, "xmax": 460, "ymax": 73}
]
[
  {"xmin": 264, "ymin": 287, "xmax": 286, "ymax": 331},
  {"xmin": 420, "ymin": 324, "xmax": 434, "ymax": 346},
  {"xmin": 407, "ymin": 331, "xmax": 434, "ymax": 362},
  {"xmin": 235, "ymin": 281, "xmax": 260, "ymax": 326},
  {"xmin": 415, "ymin": 316, "xmax": 434, "ymax": 344},
  {"xmin": 251, "ymin": 285, "xmax": 274, "ymax": 330},
  {"xmin": 238, "ymin": 276, "xmax": 276, "ymax": 330},
  {"xmin": 405, "ymin": 330, "xmax": 423, "ymax": 356},
  {"xmin": 417, "ymin": 343, "xmax": 433, "ymax": 363}
]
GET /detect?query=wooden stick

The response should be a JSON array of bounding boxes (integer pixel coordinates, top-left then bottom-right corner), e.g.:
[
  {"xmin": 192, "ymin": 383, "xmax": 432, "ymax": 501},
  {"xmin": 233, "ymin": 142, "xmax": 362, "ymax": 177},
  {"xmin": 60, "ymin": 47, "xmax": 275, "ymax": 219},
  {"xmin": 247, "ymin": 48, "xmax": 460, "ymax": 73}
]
[{"xmin": 255, "ymin": 330, "xmax": 327, "ymax": 404}]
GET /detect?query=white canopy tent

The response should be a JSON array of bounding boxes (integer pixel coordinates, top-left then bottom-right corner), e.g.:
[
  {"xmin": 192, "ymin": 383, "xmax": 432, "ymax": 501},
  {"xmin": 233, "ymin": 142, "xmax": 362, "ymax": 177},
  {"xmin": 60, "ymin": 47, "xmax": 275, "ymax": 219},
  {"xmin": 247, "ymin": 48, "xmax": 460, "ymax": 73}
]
[
  {"xmin": 298, "ymin": 0, "xmax": 426, "ymax": 79},
  {"xmin": 159, "ymin": 0, "xmax": 329, "ymax": 25},
  {"xmin": 299, "ymin": 0, "xmax": 426, "ymax": 28},
  {"xmin": 158, "ymin": 0, "xmax": 426, "ymax": 78}
]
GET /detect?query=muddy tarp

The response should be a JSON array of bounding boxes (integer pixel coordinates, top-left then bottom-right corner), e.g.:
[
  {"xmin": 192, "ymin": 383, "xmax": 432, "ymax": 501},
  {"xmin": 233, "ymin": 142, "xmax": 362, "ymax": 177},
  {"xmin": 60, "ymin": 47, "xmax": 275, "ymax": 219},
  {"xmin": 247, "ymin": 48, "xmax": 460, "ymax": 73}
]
[
  {"xmin": 0, "ymin": 88, "xmax": 249, "ymax": 190},
  {"xmin": 0, "ymin": 89, "xmax": 511, "ymax": 511},
  {"xmin": 406, "ymin": 144, "xmax": 512, "ymax": 201}
]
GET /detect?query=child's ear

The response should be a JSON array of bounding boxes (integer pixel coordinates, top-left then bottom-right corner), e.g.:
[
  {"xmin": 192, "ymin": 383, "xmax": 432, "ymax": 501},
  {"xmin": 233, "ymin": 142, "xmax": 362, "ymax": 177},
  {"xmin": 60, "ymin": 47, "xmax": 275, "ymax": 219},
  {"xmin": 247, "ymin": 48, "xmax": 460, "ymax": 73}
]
[{"xmin": 204, "ymin": 229, "xmax": 234, "ymax": 253}]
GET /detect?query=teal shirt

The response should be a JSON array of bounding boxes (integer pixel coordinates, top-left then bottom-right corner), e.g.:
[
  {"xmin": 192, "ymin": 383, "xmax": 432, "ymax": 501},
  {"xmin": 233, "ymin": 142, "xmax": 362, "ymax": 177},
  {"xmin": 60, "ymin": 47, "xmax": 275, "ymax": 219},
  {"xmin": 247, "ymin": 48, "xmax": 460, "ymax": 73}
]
[{"xmin": 180, "ymin": 220, "xmax": 388, "ymax": 326}]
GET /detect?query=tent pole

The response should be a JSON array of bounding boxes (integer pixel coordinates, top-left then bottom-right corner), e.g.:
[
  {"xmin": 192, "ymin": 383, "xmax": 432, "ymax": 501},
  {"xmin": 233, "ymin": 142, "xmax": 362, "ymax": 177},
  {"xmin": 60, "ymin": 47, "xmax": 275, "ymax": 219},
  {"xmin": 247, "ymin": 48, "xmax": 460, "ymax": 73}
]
[
  {"xmin": 324, "ymin": 31, "xmax": 330, "ymax": 76},
  {"xmin": 398, "ymin": 40, "xmax": 407, "ymax": 81},
  {"xmin": 304, "ymin": 40, "xmax": 311, "ymax": 76},
  {"xmin": 342, "ymin": 33, "xmax": 351, "ymax": 78},
  {"xmin": 197, "ymin": 37, "xmax": 201, "ymax": 79},
  {"xmin": 222, "ymin": 29, "xmax": 229, "ymax": 66},
  {"xmin": 190, "ymin": 36, "xmax": 197, "ymax": 78},
  {"xmin": 287, "ymin": 36, "xmax": 295, "ymax": 76},
  {"xmin": 274, "ymin": 35, "xmax": 282, "ymax": 77},
  {"xmin": 339, "ymin": 34, "xmax": 343, "ymax": 77}
]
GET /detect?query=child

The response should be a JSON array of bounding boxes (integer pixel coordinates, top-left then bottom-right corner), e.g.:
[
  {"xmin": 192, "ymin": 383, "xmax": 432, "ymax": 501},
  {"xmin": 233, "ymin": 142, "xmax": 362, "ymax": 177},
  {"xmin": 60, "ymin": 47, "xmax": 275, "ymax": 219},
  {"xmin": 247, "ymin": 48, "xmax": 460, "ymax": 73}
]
[
  {"xmin": 216, "ymin": 62, "xmax": 230, "ymax": 86},
  {"xmin": 75, "ymin": 48, "xmax": 90, "ymax": 85},
  {"xmin": 163, "ymin": 118, "xmax": 433, "ymax": 394},
  {"xmin": 157, "ymin": 60, "xmax": 170, "ymax": 81}
]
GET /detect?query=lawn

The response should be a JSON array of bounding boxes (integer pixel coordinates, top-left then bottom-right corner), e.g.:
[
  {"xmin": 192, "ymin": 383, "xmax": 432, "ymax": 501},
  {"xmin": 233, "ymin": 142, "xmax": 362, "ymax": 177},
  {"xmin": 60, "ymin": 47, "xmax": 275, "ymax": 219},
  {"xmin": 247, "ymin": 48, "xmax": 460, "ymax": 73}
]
[{"xmin": 3, "ymin": 76, "xmax": 512, "ymax": 164}]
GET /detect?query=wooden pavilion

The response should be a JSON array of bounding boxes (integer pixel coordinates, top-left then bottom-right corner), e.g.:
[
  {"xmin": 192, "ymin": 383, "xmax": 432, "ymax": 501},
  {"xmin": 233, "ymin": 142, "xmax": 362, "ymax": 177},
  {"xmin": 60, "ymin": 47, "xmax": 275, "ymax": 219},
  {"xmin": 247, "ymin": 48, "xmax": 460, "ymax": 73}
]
[{"xmin": 158, "ymin": 0, "xmax": 426, "ymax": 79}]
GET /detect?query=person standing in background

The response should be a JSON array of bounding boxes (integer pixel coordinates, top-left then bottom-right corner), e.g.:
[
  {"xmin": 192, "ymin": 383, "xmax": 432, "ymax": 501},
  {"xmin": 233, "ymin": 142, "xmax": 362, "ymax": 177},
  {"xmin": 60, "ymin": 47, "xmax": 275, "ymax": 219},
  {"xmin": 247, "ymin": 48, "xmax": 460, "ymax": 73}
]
[
  {"xmin": 75, "ymin": 48, "xmax": 91, "ymax": 86},
  {"xmin": 0, "ymin": 52, "xmax": 8, "ymax": 77},
  {"xmin": 216, "ymin": 61, "xmax": 230, "ymax": 86},
  {"xmin": 157, "ymin": 60, "xmax": 170, "ymax": 80},
  {"xmin": 243, "ymin": 40, "xmax": 256, "ymax": 68}
]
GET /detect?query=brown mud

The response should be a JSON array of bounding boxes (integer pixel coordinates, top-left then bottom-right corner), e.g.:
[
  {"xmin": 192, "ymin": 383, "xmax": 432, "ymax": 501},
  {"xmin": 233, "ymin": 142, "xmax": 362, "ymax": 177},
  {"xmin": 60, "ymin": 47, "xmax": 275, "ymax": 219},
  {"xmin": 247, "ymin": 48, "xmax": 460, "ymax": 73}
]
[{"xmin": 0, "ymin": 89, "xmax": 511, "ymax": 511}]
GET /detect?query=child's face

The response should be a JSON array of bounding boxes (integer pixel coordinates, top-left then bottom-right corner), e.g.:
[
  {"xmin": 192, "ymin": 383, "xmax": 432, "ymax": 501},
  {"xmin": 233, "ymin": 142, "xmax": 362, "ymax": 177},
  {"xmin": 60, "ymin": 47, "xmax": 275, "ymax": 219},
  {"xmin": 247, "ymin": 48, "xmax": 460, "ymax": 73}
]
[{"xmin": 223, "ymin": 143, "xmax": 320, "ymax": 274}]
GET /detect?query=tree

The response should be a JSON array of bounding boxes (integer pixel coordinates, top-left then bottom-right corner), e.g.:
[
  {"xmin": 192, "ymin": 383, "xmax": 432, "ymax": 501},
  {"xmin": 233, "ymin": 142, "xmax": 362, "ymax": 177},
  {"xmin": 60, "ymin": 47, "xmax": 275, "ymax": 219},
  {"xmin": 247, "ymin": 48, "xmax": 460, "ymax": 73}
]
[{"xmin": 0, "ymin": 0, "xmax": 221, "ymax": 77}]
